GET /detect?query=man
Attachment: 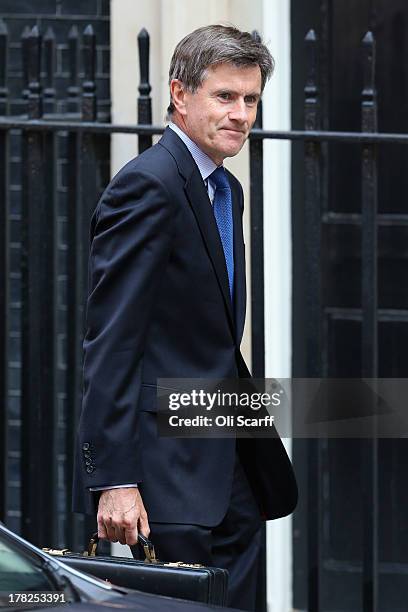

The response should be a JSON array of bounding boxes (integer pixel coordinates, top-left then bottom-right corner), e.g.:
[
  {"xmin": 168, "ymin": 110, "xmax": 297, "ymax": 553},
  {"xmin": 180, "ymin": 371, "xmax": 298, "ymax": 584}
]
[{"xmin": 73, "ymin": 24, "xmax": 297, "ymax": 611}]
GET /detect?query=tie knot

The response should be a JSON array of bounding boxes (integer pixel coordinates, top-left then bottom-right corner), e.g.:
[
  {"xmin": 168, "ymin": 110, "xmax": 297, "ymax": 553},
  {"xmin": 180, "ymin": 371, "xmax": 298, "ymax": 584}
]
[{"xmin": 209, "ymin": 166, "xmax": 230, "ymax": 190}]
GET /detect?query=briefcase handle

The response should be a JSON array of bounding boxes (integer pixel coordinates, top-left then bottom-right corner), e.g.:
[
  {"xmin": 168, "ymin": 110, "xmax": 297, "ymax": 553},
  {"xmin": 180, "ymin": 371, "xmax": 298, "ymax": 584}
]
[{"xmin": 87, "ymin": 532, "xmax": 157, "ymax": 563}]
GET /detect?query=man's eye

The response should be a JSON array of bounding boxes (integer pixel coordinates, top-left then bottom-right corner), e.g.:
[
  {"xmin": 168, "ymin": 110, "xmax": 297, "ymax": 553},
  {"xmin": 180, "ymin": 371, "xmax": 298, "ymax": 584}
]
[
  {"xmin": 218, "ymin": 93, "xmax": 231, "ymax": 100},
  {"xmin": 245, "ymin": 96, "xmax": 258, "ymax": 105}
]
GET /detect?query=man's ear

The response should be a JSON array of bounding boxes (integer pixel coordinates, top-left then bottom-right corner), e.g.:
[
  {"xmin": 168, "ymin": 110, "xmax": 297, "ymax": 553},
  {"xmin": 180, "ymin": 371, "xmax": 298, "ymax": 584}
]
[{"xmin": 170, "ymin": 79, "xmax": 187, "ymax": 116}]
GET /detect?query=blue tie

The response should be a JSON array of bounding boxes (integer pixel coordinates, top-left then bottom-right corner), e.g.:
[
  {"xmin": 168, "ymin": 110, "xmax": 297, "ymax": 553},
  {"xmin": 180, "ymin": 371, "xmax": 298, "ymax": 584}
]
[{"xmin": 209, "ymin": 167, "xmax": 234, "ymax": 299}]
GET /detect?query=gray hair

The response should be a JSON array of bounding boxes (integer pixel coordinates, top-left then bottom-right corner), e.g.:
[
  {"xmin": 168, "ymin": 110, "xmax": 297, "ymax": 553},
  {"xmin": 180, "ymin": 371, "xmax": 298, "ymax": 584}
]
[{"xmin": 167, "ymin": 24, "xmax": 274, "ymax": 117}]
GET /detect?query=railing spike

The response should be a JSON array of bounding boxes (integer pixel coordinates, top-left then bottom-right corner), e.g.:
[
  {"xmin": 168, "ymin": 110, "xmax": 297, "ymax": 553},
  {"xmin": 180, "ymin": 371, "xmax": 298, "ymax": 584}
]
[
  {"xmin": 30, "ymin": 24, "xmax": 40, "ymax": 38},
  {"xmin": 361, "ymin": 30, "xmax": 376, "ymax": 129},
  {"xmin": 27, "ymin": 25, "xmax": 42, "ymax": 118},
  {"xmin": 44, "ymin": 26, "xmax": 56, "ymax": 114},
  {"xmin": 0, "ymin": 16, "xmax": 8, "ymax": 115},
  {"xmin": 82, "ymin": 24, "xmax": 96, "ymax": 121},
  {"xmin": 44, "ymin": 26, "xmax": 55, "ymax": 41},
  {"xmin": 21, "ymin": 26, "xmax": 30, "ymax": 101},
  {"xmin": 69, "ymin": 24, "xmax": 79, "ymax": 39},
  {"xmin": 137, "ymin": 27, "xmax": 152, "ymax": 152},
  {"xmin": 67, "ymin": 24, "xmax": 80, "ymax": 113},
  {"xmin": 251, "ymin": 30, "xmax": 261, "ymax": 43},
  {"xmin": 83, "ymin": 24, "xmax": 94, "ymax": 37},
  {"xmin": 304, "ymin": 29, "xmax": 319, "ymax": 133},
  {"xmin": 305, "ymin": 28, "xmax": 317, "ymax": 42}
]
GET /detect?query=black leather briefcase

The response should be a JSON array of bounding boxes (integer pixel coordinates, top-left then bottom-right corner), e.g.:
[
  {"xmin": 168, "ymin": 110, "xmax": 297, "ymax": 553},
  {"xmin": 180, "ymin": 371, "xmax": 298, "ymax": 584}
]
[{"xmin": 43, "ymin": 533, "xmax": 229, "ymax": 606}]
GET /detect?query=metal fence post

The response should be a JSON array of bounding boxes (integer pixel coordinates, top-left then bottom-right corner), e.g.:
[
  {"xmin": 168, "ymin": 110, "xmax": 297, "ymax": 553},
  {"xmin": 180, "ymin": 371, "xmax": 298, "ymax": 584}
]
[
  {"xmin": 21, "ymin": 26, "xmax": 30, "ymax": 103},
  {"xmin": 43, "ymin": 27, "xmax": 56, "ymax": 115},
  {"xmin": 249, "ymin": 30, "xmax": 265, "ymax": 379},
  {"xmin": 67, "ymin": 26, "xmax": 80, "ymax": 115},
  {"xmin": 361, "ymin": 30, "xmax": 379, "ymax": 612},
  {"xmin": 304, "ymin": 28, "xmax": 322, "ymax": 612},
  {"xmin": 21, "ymin": 25, "xmax": 57, "ymax": 546},
  {"xmin": 248, "ymin": 29, "xmax": 267, "ymax": 612},
  {"xmin": 66, "ymin": 22, "xmax": 84, "ymax": 552},
  {"xmin": 80, "ymin": 22, "xmax": 98, "ymax": 316},
  {"xmin": 0, "ymin": 17, "xmax": 8, "ymax": 522},
  {"xmin": 82, "ymin": 25, "xmax": 96, "ymax": 122},
  {"xmin": 137, "ymin": 28, "xmax": 152, "ymax": 153},
  {"xmin": 65, "ymin": 24, "xmax": 100, "ymax": 551}
]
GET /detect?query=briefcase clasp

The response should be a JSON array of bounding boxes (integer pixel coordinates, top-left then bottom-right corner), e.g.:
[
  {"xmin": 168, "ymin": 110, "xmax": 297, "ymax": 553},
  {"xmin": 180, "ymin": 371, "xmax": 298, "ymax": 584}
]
[
  {"xmin": 138, "ymin": 533, "xmax": 157, "ymax": 564},
  {"xmin": 164, "ymin": 562, "xmax": 204, "ymax": 568},
  {"xmin": 42, "ymin": 548, "xmax": 71, "ymax": 556}
]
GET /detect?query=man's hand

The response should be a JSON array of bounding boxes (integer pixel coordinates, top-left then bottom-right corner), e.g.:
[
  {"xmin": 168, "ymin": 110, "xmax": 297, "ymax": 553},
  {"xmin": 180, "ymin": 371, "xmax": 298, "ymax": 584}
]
[{"xmin": 97, "ymin": 487, "xmax": 150, "ymax": 546}]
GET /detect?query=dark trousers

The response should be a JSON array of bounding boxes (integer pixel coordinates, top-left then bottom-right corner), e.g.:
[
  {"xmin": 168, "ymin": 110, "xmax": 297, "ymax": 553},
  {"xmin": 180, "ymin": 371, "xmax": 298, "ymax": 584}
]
[{"xmin": 133, "ymin": 457, "xmax": 262, "ymax": 612}]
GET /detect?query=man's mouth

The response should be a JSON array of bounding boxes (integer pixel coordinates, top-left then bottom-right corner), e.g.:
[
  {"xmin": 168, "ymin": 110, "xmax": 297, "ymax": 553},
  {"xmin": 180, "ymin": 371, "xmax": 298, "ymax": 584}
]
[{"xmin": 220, "ymin": 128, "xmax": 246, "ymax": 134}]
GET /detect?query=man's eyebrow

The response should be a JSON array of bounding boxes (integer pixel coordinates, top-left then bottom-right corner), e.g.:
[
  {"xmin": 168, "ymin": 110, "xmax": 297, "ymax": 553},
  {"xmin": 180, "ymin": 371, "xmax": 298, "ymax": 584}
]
[
  {"xmin": 212, "ymin": 88, "xmax": 234, "ymax": 94},
  {"xmin": 212, "ymin": 88, "xmax": 261, "ymax": 97}
]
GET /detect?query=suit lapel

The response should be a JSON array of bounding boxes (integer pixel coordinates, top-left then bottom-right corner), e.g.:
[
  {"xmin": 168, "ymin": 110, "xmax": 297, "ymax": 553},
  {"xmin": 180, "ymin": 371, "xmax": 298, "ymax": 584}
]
[
  {"xmin": 184, "ymin": 165, "xmax": 235, "ymax": 332},
  {"xmin": 159, "ymin": 128, "xmax": 235, "ymax": 337},
  {"xmin": 230, "ymin": 178, "xmax": 246, "ymax": 345}
]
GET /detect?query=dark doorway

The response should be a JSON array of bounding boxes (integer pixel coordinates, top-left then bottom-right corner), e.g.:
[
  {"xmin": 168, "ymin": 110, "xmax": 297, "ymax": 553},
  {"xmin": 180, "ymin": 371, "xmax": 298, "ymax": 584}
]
[{"xmin": 291, "ymin": 1, "xmax": 408, "ymax": 610}]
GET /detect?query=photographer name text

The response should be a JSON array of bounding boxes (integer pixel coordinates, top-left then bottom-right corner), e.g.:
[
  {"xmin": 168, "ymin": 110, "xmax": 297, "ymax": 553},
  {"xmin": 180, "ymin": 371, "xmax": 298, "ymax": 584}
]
[{"xmin": 168, "ymin": 414, "xmax": 275, "ymax": 428}]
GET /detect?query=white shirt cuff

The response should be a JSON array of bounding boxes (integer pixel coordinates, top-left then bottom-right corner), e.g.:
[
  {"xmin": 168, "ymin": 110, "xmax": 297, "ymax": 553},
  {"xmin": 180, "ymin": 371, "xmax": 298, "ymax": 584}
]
[{"xmin": 89, "ymin": 484, "xmax": 138, "ymax": 491}]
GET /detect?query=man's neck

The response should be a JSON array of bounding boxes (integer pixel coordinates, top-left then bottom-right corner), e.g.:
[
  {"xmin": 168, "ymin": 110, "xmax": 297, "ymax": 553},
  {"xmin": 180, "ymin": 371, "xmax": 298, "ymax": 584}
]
[
  {"xmin": 169, "ymin": 115, "xmax": 223, "ymax": 167},
  {"xmin": 167, "ymin": 121, "xmax": 219, "ymax": 181},
  {"xmin": 170, "ymin": 114, "xmax": 189, "ymax": 137}
]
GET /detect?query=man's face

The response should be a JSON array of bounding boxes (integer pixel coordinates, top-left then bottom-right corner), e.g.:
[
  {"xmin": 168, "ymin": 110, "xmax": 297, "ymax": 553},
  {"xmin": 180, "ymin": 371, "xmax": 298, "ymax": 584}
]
[{"xmin": 171, "ymin": 62, "xmax": 262, "ymax": 165}]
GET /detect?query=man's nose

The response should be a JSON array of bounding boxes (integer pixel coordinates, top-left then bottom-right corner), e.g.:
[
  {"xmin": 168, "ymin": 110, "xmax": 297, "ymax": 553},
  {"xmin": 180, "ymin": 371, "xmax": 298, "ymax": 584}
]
[{"xmin": 228, "ymin": 98, "xmax": 248, "ymax": 123}]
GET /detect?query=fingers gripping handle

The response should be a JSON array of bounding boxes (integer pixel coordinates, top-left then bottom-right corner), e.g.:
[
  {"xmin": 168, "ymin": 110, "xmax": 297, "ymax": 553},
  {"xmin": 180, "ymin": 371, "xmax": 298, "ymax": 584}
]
[{"xmin": 87, "ymin": 532, "xmax": 157, "ymax": 563}]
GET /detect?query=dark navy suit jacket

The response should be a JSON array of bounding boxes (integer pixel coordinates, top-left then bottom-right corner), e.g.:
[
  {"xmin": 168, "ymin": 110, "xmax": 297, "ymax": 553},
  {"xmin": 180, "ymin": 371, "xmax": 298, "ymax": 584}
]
[{"xmin": 73, "ymin": 127, "xmax": 297, "ymax": 525}]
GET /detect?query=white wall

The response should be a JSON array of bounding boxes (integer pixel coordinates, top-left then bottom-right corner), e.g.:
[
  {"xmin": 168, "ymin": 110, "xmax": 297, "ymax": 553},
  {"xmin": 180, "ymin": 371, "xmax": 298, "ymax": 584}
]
[
  {"xmin": 261, "ymin": 0, "xmax": 293, "ymax": 610},
  {"xmin": 111, "ymin": 0, "xmax": 162, "ymax": 175}
]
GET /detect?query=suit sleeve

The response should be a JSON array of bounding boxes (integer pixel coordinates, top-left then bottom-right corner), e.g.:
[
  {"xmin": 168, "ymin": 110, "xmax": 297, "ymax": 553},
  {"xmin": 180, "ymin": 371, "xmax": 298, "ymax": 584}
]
[{"xmin": 77, "ymin": 168, "xmax": 175, "ymax": 489}]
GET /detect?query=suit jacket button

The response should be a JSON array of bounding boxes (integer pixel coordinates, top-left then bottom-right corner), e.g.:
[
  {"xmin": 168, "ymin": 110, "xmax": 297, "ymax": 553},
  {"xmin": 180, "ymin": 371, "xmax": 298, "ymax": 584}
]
[
  {"xmin": 86, "ymin": 466, "xmax": 94, "ymax": 474},
  {"xmin": 82, "ymin": 443, "xmax": 90, "ymax": 451}
]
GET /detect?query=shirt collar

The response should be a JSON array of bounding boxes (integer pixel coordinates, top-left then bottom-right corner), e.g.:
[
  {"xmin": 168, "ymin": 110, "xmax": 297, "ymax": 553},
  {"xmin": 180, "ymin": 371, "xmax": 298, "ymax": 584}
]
[{"xmin": 168, "ymin": 121, "xmax": 218, "ymax": 181}]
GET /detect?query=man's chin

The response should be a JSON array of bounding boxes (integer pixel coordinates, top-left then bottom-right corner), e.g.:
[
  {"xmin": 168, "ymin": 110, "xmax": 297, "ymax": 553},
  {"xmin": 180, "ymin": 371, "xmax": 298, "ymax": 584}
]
[{"xmin": 221, "ymin": 145, "xmax": 245, "ymax": 159}]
